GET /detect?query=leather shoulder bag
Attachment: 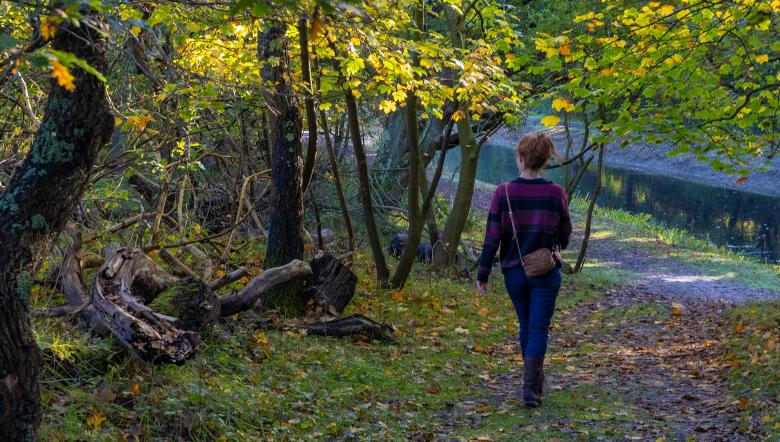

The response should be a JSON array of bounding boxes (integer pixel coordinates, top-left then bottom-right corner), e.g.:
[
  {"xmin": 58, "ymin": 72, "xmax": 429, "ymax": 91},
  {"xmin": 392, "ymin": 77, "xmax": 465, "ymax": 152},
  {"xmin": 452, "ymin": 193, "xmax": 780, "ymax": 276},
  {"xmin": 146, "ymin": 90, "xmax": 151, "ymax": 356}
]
[{"xmin": 504, "ymin": 183, "xmax": 556, "ymax": 277}]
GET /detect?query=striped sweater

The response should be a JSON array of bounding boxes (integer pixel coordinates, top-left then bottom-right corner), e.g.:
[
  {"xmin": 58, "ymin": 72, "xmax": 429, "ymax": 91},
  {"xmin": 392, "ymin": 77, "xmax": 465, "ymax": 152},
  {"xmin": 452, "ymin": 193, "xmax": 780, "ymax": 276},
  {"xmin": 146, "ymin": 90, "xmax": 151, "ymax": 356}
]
[{"xmin": 477, "ymin": 177, "xmax": 573, "ymax": 282}]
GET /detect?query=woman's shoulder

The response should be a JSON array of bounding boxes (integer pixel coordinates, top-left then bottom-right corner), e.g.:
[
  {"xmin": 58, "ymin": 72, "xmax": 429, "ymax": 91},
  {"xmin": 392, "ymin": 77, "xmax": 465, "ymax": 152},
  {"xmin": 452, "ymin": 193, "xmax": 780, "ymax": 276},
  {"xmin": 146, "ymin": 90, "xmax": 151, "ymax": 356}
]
[{"xmin": 506, "ymin": 178, "xmax": 566, "ymax": 195}]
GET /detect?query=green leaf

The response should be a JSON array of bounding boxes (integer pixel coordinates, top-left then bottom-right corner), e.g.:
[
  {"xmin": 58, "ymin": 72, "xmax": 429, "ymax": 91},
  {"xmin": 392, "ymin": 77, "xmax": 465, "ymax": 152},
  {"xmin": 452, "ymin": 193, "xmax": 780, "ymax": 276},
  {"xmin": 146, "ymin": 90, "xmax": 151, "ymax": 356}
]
[{"xmin": 0, "ymin": 32, "xmax": 20, "ymax": 52}]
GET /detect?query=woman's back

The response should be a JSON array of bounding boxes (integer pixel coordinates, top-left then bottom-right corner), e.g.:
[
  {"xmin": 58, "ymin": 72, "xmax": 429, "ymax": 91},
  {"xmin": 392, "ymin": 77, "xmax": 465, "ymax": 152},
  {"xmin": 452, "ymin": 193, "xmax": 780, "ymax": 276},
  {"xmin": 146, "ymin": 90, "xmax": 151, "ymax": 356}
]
[{"xmin": 477, "ymin": 177, "xmax": 572, "ymax": 282}]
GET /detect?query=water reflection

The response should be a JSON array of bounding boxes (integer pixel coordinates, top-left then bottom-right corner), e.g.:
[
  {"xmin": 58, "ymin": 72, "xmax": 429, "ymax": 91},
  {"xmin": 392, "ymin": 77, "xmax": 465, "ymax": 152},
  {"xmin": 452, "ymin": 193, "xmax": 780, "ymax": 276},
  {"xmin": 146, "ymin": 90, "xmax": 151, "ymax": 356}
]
[{"xmin": 444, "ymin": 144, "xmax": 779, "ymax": 263}]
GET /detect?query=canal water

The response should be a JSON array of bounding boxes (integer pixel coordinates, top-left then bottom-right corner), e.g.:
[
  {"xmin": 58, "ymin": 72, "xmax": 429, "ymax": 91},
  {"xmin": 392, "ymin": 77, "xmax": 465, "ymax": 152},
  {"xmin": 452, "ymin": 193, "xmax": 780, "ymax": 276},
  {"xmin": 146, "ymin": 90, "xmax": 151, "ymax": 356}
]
[{"xmin": 443, "ymin": 144, "xmax": 780, "ymax": 264}]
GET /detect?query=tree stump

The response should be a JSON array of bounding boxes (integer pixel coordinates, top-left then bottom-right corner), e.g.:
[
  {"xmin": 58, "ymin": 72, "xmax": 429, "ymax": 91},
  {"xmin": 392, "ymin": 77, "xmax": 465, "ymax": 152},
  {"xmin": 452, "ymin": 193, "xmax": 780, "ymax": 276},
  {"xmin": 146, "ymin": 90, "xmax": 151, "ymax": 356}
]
[
  {"xmin": 91, "ymin": 248, "xmax": 198, "ymax": 364},
  {"xmin": 148, "ymin": 277, "xmax": 220, "ymax": 332},
  {"xmin": 306, "ymin": 252, "xmax": 357, "ymax": 314}
]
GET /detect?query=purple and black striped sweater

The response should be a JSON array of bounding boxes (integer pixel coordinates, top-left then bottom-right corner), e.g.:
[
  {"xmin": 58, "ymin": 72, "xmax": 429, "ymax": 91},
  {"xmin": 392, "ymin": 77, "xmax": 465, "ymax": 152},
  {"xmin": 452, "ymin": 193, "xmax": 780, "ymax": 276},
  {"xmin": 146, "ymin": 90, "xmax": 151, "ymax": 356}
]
[{"xmin": 477, "ymin": 177, "xmax": 573, "ymax": 283}]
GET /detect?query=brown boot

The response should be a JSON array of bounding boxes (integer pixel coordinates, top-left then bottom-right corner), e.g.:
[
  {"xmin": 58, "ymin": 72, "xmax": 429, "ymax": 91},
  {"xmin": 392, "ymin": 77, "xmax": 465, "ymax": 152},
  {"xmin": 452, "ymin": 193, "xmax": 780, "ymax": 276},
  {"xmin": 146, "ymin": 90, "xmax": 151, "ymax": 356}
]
[{"xmin": 523, "ymin": 357, "xmax": 542, "ymax": 407}]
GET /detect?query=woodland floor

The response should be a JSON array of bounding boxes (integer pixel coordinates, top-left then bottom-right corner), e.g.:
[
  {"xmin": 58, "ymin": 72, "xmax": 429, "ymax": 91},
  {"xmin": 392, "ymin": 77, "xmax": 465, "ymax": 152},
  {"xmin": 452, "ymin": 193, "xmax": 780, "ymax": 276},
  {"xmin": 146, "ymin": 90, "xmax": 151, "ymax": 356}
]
[
  {"xmin": 36, "ymin": 191, "xmax": 779, "ymax": 440},
  {"xmin": 434, "ymin": 229, "xmax": 779, "ymax": 441},
  {"xmin": 432, "ymin": 180, "xmax": 779, "ymax": 441}
]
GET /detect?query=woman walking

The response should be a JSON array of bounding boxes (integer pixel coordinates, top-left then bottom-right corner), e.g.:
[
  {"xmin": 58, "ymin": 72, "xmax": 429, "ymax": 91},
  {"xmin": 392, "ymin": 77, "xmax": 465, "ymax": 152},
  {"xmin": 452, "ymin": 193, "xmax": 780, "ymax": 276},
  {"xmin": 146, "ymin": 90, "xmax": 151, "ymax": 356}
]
[{"xmin": 476, "ymin": 132, "xmax": 572, "ymax": 407}]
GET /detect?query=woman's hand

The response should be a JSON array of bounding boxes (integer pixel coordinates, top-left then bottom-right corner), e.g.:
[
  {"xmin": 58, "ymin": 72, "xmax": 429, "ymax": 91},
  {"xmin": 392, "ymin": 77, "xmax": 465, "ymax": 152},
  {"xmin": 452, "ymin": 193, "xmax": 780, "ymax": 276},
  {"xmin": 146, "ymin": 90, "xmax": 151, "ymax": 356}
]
[{"xmin": 476, "ymin": 280, "xmax": 487, "ymax": 295}]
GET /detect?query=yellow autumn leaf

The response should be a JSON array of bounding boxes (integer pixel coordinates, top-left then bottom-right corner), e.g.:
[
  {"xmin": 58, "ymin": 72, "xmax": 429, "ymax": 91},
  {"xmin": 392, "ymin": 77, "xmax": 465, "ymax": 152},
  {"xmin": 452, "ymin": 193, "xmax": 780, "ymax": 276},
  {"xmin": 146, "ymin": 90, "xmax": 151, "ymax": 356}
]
[
  {"xmin": 350, "ymin": 37, "xmax": 361, "ymax": 46},
  {"xmin": 126, "ymin": 114, "xmax": 153, "ymax": 131},
  {"xmin": 193, "ymin": 223, "xmax": 202, "ymax": 235},
  {"xmin": 600, "ymin": 67, "xmax": 615, "ymax": 77},
  {"xmin": 308, "ymin": 14, "xmax": 324, "ymax": 42},
  {"xmin": 11, "ymin": 127, "xmax": 23, "ymax": 137},
  {"xmin": 130, "ymin": 26, "xmax": 142, "ymax": 37},
  {"xmin": 51, "ymin": 61, "xmax": 75, "ymax": 92},
  {"xmin": 534, "ymin": 37, "xmax": 559, "ymax": 58},
  {"xmin": 86, "ymin": 409, "xmax": 106, "ymax": 429},
  {"xmin": 755, "ymin": 54, "xmax": 769, "ymax": 64},
  {"xmin": 540, "ymin": 115, "xmax": 561, "ymax": 127},
  {"xmin": 559, "ymin": 44, "xmax": 571, "ymax": 56},
  {"xmin": 659, "ymin": 5, "xmax": 675, "ymax": 15},
  {"xmin": 40, "ymin": 16, "xmax": 58, "ymax": 41},
  {"xmin": 552, "ymin": 97, "xmax": 575, "ymax": 112},
  {"xmin": 379, "ymin": 100, "xmax": 397, "ymax": 114}
]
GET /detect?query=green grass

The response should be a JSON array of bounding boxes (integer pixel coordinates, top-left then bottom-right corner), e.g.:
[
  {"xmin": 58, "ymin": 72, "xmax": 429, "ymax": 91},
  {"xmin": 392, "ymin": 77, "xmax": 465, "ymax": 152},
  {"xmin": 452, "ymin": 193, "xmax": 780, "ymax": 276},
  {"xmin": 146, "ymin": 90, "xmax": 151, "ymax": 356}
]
[
  {"xmin": 32, "ymin": 181, "xmax": 779, "ymax": 440},
  {"xmin": 568, "ymin": 197, "xmax": 780, "ymax": 291},
  {"xmin": 35, "ymin": 253, "xmax": 630, "ymax": 440}
]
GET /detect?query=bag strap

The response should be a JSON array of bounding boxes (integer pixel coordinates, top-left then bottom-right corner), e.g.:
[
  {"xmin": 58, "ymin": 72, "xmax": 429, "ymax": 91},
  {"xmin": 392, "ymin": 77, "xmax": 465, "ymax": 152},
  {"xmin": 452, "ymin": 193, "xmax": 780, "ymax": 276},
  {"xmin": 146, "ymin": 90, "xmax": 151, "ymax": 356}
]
[{"xmin": 504, "ymin": 183, "xmax": 525, "ymax": 266}]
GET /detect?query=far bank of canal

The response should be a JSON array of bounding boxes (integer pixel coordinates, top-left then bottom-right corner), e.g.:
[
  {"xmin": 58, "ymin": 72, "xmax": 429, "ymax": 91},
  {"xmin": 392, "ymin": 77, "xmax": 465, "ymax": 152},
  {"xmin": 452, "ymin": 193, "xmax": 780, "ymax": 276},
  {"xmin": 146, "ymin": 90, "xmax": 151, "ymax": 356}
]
[{"xmin": 442, "ymin": 143, "xmax": 780, "ymax": 264}]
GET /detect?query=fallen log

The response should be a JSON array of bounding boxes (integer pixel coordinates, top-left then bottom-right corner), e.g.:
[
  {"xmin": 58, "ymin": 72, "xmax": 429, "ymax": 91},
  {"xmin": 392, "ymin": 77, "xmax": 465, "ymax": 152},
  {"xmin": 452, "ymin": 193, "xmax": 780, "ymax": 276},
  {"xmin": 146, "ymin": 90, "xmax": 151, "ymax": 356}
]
[
  {"xmin": 299, "ymin": 314, "xmax": 395, "ymax": 341},
  {"xmin": 219, "ymin": 260, "xmax": 312, "ymax": 317},
  {"xmin": 208, "ymin": 267, "xmax": 248, "ymax": 291},
  {"xmin": 91, "ymin": 248, "xmax": 199, "ymax": 364},
  {"xmin": 60, "ymin": 232, "xmax": 109, "ymax": 333}
]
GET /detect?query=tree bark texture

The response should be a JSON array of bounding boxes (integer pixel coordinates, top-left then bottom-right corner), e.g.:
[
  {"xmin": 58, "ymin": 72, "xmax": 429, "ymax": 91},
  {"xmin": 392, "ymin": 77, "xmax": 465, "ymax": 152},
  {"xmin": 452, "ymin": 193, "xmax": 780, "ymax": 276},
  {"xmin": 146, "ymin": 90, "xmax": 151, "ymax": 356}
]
[
  {"xmin": 0, "ymin": 16, "xmax": 113, "ymax": 440},
  {"xmin": 306, "ymin": 253, "xmax": 357, "ymax": 314},
  {"xmin": 258, "ymin": 20, "xmax": 306, "ymax": 314}
]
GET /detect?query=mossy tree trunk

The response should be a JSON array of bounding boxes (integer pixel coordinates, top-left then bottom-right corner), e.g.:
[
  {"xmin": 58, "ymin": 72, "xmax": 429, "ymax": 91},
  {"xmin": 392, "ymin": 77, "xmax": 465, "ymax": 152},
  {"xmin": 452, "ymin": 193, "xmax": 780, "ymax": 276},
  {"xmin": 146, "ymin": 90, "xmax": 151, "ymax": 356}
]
[
  {"xmin": 258, "ymin": 19, "xmax": 306, "ymax": 314},
  {"xmin": 0, "ymin": 15, "xmax": 113, "ymax": 440}
]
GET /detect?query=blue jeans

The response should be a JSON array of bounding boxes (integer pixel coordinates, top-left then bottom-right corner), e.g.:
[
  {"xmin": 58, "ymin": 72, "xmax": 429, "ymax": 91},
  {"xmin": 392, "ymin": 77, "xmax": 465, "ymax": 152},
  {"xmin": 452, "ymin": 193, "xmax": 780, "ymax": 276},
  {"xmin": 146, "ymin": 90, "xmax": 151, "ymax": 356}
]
[{"xmin": 503, "ymin": 266, "xmax": 562, "ymax": 358}]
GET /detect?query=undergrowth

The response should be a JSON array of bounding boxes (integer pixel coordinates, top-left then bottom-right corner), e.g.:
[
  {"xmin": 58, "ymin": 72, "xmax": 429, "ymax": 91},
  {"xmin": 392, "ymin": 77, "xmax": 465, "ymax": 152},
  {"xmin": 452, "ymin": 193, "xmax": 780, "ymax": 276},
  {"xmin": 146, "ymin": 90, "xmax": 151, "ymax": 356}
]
[{"xmin": 31, "ymin": 185, "xmax": 779, "ymax": 440}]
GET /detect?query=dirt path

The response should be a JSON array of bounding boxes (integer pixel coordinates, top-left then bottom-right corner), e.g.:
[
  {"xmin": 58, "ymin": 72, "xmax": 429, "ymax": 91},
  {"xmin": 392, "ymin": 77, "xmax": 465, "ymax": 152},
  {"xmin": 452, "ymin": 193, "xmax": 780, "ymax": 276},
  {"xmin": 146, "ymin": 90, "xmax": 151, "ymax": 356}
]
[
  {"xmin": 431, "ymin": 174, "xmax": 777, "ymax": 439},
  {"xmin": 433, "ymin": 185, "xmax": 777, "ymax": 439},
  {"xmin": 584, "ymin": 235, "xmax": 779, "ymax": 304},
  {"xmin": 469, "ymin": 288, "xmax": 755, "ymax": 441}
]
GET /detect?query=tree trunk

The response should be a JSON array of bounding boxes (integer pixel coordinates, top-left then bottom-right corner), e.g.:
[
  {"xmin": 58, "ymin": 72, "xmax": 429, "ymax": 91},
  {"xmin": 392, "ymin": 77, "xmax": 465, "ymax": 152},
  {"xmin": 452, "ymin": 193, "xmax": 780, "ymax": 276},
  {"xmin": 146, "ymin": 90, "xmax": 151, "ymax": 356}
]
[
  {"xmin": 258, "ymin": 20, "xmax": 306, "ymax": 314},
  {"xmin": 298, "ymin": 16, "xmax": 318, "ymax": 193},
  {"xmin": 432, "ymin": 6, "xmax": 481, "ymax": 269},
  {"xmin": 320, "ymin": 108, "xmax": 355, "ymax": 256},
  {"xmin": 389, "ymin": 4, "xmax": 426, "ymax": 288},
  {"xmin": 0, "ymin": 15, "xmax": 113, "ymax": 440},
  {"xmin": 345, "ymin": 88, "xmax": 390, "ymax": 283},
  {"xmin": 575, "ymin": 143, "xmax": 606, "ymax": 272}
]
